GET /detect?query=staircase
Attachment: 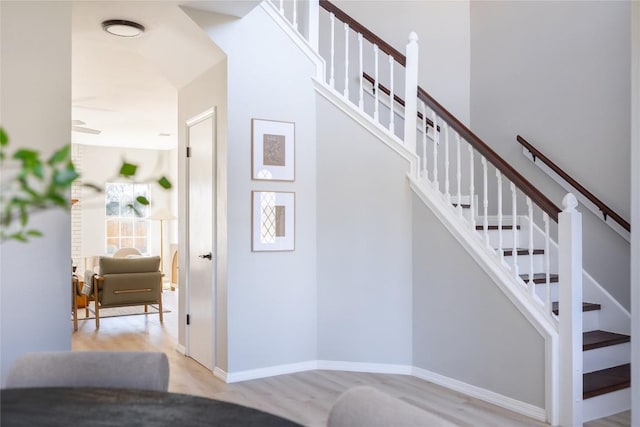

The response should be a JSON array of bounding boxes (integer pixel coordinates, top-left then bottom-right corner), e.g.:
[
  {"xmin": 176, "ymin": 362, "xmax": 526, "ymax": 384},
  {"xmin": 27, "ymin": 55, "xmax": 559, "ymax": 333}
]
[
  {"xmin": 263, "ymin": 0, "xmax": 631, "ymax": 423},
  {"xmin": 474, "ymin": 215, "xmax": 631, "ymax": 421}
]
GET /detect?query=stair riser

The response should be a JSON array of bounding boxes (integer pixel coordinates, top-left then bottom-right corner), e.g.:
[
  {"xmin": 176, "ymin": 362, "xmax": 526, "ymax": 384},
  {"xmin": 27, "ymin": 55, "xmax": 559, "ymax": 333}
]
[
  {"xmin": 582, "ymin": 310, "xmax": 600, "ymax": 333},
  {"xmin": 583, "ymin": 342, "xmax": 631, "ymax": 374},
  {"xmin": 583, "ymin": 387, "xmax": 630, "ymax": 423}
]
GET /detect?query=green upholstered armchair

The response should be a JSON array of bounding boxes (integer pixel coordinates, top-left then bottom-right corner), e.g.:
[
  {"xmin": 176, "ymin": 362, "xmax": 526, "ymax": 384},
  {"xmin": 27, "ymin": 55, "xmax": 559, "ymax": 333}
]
[{"xmin": 92, "ymin": 256, "xmax": 163, "ymax": 329}]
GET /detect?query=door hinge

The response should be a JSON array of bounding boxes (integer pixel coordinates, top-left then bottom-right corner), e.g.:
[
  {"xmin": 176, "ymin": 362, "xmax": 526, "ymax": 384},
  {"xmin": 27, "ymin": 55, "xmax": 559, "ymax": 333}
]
[
  {"xmin": 186, "ymin": 146, "xmax": 191, "ymax": 158},
  {"xmin": 186, "ymin": 314, "xmax": 190, "ymax": 325}
]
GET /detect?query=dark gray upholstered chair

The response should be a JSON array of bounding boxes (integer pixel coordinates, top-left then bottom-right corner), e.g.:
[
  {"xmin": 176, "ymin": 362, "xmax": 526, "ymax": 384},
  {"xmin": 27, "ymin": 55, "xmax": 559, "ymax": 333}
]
[
  {"xmin": 327, "ymin": 386, "xmax": 455, "ymax": 427},
  {"xmin": 5, "ymin": 351, "xmax": 169, "ymax": 391}
]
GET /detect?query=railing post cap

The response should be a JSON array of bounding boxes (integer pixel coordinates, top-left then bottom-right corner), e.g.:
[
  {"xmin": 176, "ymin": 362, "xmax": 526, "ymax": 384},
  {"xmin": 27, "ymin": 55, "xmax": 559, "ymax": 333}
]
[
  {"xmin": 408, "ymin": 32, "xmax": 418, "ymax": 43},
  {"xmin": 562, "ymin": 193, "xmax": 578, "ymax": 212}
]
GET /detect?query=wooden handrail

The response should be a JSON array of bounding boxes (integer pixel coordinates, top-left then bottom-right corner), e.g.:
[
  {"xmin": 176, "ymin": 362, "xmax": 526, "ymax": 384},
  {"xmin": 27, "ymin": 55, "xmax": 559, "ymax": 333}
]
[
  {"xmin": 417, "ymin": 88, "xmax": 561, "ymax": 222},
  {"xmin": 517, "ymin": 135, "xmax": 630, "ymax": 231},
  {"xmin": 362, "ymin": 72, "xmax": 439, "ymax": 132},
  {"xmin": 319, "ymin": 0, "xmax": 406, "ymax": 66},
  {"xmin": 320, "ymin": 0, "xmax": 560, "ymax": 221}
]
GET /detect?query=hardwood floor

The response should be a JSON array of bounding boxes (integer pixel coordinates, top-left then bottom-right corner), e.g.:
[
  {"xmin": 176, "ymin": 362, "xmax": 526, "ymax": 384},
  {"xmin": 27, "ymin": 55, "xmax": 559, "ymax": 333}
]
[{"xmin": 71, "ymin": 290, "xmax": 630, "ymax": 426}]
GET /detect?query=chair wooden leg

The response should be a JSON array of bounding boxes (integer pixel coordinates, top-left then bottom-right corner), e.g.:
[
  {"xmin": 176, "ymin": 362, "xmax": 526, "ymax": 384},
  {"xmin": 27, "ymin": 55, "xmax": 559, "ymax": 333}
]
[
  {"xmin": 158, "ymin": 291, "xmax": 163, "ymax": 323},
  {"xmin": 93, "ymin": 277, "xmax": 100, "ymax": 330},
  {"xmin": 72, "ymin": 279, "xmax": 78, "ymax": 332}
]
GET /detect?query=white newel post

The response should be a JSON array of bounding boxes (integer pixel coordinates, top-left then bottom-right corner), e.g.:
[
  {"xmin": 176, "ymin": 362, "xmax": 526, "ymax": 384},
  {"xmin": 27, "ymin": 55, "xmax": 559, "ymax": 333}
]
[
  {"xmin": 307, "ymin": 0, "xmax": 319, "ymax": 52},
  {"xmin": 403, "ymin": 32, "xmax": 419, "ymax": 154},
  {"xmin": 559, "ymin": 193, "xmax": 583, "ymax": 427}
]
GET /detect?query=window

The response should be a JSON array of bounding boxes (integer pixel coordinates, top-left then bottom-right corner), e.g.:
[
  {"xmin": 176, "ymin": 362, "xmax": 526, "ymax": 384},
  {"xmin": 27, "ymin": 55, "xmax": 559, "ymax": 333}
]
[{"xmin": 105, "ymin": 182, "xmax": 150, "ymax": 255}]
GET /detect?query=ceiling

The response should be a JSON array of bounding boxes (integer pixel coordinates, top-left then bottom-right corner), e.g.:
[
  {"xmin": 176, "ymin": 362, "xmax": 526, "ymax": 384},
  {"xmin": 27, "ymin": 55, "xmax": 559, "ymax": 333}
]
[{"xmin": 71, "ymin": 1, "xmax": 228, "ymax": 150}]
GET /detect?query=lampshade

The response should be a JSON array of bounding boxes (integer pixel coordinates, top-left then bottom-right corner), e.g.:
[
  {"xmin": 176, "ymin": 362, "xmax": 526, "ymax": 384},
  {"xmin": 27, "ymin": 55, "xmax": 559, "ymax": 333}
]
[{"xmin": 149, "ymin": 207, "xmax": 177, "ymax": 221}]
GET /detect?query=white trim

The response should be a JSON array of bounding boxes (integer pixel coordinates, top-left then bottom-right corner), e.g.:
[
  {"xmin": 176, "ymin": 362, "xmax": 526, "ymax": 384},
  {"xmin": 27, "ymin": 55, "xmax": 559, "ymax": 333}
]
[
  {"xmin": 261, "ymin": 2, "xmax": 326, "ymax": 82},
  {"xmin": 314, "ymin": 78, "xmax": 419, "ymax": 180},
  {"xmin": 316, "ymin": 360, "xmax": 412, "ymax": 375},
  {"xmin": 213, "ymin": 366, "xmax": 228, "ymax": 382},
  {"xmin": 412, "ymin": 366, "xmax": 547, "ymax": 422},
  {"xmin": 522, "ymin": 148, "xmax": 630, "ymax": 243},
  {"xmin": 175, "ymin": 344, "xmax": 186, "ymax": 355},
  {"xmin": 219, "ymin": 360, "xmax": 545, "ymax": 422},
  {"xmin": 223, "ymin": 360, "xmax": 318, "ymax": 383}
]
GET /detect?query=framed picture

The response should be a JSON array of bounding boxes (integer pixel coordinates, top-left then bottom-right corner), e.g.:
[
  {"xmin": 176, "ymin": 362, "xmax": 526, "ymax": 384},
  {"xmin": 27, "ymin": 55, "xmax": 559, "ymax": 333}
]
[
  {"xmin": 252, "ymin": 191, "xmax": 295, "ymax": 251},
  {"xmin": 252, "ymin": 118, "xmax": 295, "ymax": 181}
]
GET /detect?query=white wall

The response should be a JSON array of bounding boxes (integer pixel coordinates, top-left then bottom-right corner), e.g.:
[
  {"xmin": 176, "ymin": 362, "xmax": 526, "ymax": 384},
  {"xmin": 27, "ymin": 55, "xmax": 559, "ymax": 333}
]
[
  {"xmin": 184, "ymin": 5, "xmax": 318, "ymax": 373},
  {"xmin": 316, "ymin": 96, "xmax": 413, "ymax": 364},
  {"xmin": 630, "ymin": 1, "xmax": 640, "ymax": 423},
  {"xmin": 0, "ymin": 1, "xmax": 72, "ymax": 383},
  {"xmin": 76, "ymin": 144, "xmax": 175, "ymax": 269},
  {"xmin": 470, "ymin": 1, "xmax": 631, "ymax": 309},
  {"xmin": 329, "ymin": 0, "xmax": 470, "ymax": 124},
  {"xmin": 178, "ymin": 61, "xmax": 228, "ymax": 369}
]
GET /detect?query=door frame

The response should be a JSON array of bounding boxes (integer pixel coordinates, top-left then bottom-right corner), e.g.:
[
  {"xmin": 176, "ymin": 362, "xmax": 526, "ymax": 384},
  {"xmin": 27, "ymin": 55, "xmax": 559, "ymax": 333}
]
[{"xmin": 184, "ymin": 107, "xmax": 216, "ymax": 367}]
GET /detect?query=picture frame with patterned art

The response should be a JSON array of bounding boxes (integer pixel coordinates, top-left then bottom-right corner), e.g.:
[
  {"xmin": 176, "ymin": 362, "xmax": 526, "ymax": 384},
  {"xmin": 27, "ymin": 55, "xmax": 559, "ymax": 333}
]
[
  {"xmin": 251, "ymin": 118, "xmax": 295, "ymax": 181},
  {"xmin": 251, "ymin": 191, "xmax": 295, "ymax": 251}
]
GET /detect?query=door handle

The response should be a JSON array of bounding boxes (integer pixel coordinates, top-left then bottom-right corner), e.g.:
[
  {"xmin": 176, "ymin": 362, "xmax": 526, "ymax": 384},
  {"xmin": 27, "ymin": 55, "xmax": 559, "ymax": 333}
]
[{"xmin": 198, "ymin": 252, "xmax": 213, "ymax": 260}]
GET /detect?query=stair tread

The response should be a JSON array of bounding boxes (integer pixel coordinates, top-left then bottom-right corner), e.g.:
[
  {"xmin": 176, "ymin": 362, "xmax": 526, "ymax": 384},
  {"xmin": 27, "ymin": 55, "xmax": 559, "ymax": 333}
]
[
  {"xmin": 551, "ymin": 301, "xmax": 601, "ymax": 315},
  {"xmin": 519, "ymin": 273, "xmax": 559, "ymax": 284},
  {"xmin": 583, "ymin": 364, "xmax": 630, "ymax": 399},
  {"xmin": 583, "ymin": 330, "xmax": 630, "ymax": 351},
  {"xmin": 502, "ymin": 248, "xmax": 544, "ymax": 256},
  {"xmin": 453, "ymin": 203, "xmax": 471, "ymax": 209},
  {"xmin": 476, "ymin": 225, "xmax": 521, "ymax": 230}
]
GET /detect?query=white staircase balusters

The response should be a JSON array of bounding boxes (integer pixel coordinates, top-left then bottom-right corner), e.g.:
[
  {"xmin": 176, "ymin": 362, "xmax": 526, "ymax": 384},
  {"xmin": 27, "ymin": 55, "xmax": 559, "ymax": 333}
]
[
  {"xmin": 544, "ymin": 212, "xmax": 552, "ymax": 314},
  {"xmin": 527, "ymin": 197, "xmax": 535, "ymax": 295},
  {"xmin": 511, "ymin": 183, "xmax": 519, "ymax": 279},
  {"xmin": 308, "ymin": 0, "xmax": 319, "ymax": 51},
  {"xmin": 559, "ymin": 193, "xmax": 583, "ymax": 427},
  {"xmin": 357, "ymin": 33, "xmax": 363, "ymax": 110},
  {"xmin": 421, "ymin": 101, "xmax": 428, "ymax": 179},
  {"xmin": 468, "ymin": 146, "xmax": 476, "ymax": 229},
  {"xmin": 431, "ymin": 110, "xmax": 439, "ymax": 188},
  {"xmin": 403, "ymin": 32, "xmax": 419, "ymax": 154},
  {"xmin": 292, "ymin": 0, "xmax": 298, "ymax": 30},
  {"xmin": 497, "ymin": 170, "xmax": 504, "ymax": 263},
  {"xmin": 279, "ymin": 0, "xmax": 284, "ymax": 14},
  {"xmin": 456, "ymin": 132, "xmax": 462, "ymax": 218},
  {"xmin": 482, "ymin": 157, "xmax": 489, "ymax": 246},
  {"xmin": 373, "ymin": 44, "xmax": 379, "ymax": 121},
  {"xmin": 329, "ymin": 12, "xmax": 335, "ymax": 88},
  {"xmin": 444, "ymin": 122, "xmax": 450, "ymax": 204},
  {"xmin": 343, "ymin": 22, "xmax": 349, "ymax": 99},
  {"xmin": 388, "ymin": 55, "xmax": 395, "ymax": 134}
]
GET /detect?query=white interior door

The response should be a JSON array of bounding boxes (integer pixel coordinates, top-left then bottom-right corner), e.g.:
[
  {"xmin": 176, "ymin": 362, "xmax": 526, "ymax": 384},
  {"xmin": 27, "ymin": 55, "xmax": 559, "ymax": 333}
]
[{"xmin": 186, "ymin": 109, "xmax": 215, "ymax": 371}]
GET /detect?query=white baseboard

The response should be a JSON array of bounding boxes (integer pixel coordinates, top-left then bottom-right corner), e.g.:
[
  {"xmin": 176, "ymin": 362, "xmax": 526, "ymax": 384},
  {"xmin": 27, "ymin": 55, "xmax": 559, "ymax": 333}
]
[
  {"xmin": 412, "ymin": 366, "xmax": 547, "ymax": 422},
  {"xmin": 213, "ymin": 367, "xmax": 228, "ymax": 382},
  {"xmin": 175, "ymin": 344, "xmax": 186, "ymax": 355},
  {"xmin": 219, "ymin": 359, "xmax": 544, "ymax": 422},
  {"xmin": 223, "ymin": 360, "xmax": 319, "ymax": 383},
  {"xmin": 316, "ymin": 360, "xmax": 412, "ymax": 375}
]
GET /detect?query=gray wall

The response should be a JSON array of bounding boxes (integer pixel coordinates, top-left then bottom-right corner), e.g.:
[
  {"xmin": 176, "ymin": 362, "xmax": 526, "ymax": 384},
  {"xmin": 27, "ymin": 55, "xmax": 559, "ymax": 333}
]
[
  {"xmin": 412, "ymin": 195, "xmax": 545, "ymax": 408},
  {"xmin": 470, "ymin": 1, "xmax": 631, "ymax": 309},
  {"xmin": 316, "ymin": 95, "xmax": 413, "ymax": 364},
  {"xmin": 330, "ymin": 0, "xmax": 470, "ymax": 124},
  {"xmin": 0, "ymin": 1, "xmax": 72, "ymax": 383},
  {"xmin": 185, "ymin": 5, "xmax": 318, "ymax": 373}
]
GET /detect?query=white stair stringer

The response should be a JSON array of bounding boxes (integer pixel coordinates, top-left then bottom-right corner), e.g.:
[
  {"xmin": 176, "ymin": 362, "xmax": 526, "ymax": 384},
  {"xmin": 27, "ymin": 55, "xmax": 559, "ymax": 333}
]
[{"xmin": 409, "ymin": 176, "xmax": 560, "ymax": 425}]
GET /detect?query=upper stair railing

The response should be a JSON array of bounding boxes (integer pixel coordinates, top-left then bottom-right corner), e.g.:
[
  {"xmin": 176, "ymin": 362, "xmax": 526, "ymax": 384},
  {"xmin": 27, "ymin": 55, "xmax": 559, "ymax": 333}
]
[
  {"xmin": 265, "ymin": 0, "xmax": 583, "ymax": 423},
  {"xmin": 518, "ymin": 134, "xmax": 630, "ymax": 242}
]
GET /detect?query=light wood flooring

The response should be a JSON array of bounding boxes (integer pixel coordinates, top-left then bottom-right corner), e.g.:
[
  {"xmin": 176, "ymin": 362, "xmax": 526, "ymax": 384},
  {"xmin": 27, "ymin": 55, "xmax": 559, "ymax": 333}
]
[{"xmin": 71, "ymin": 290, "xmax": 630, "ymax": 426}]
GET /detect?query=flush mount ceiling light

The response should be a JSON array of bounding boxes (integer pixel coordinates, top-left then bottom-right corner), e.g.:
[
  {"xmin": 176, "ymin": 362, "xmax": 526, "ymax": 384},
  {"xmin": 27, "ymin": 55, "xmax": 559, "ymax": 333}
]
[{"xmin": 101, "ymin": 19, "xmax": 145, "ymax": 38}]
